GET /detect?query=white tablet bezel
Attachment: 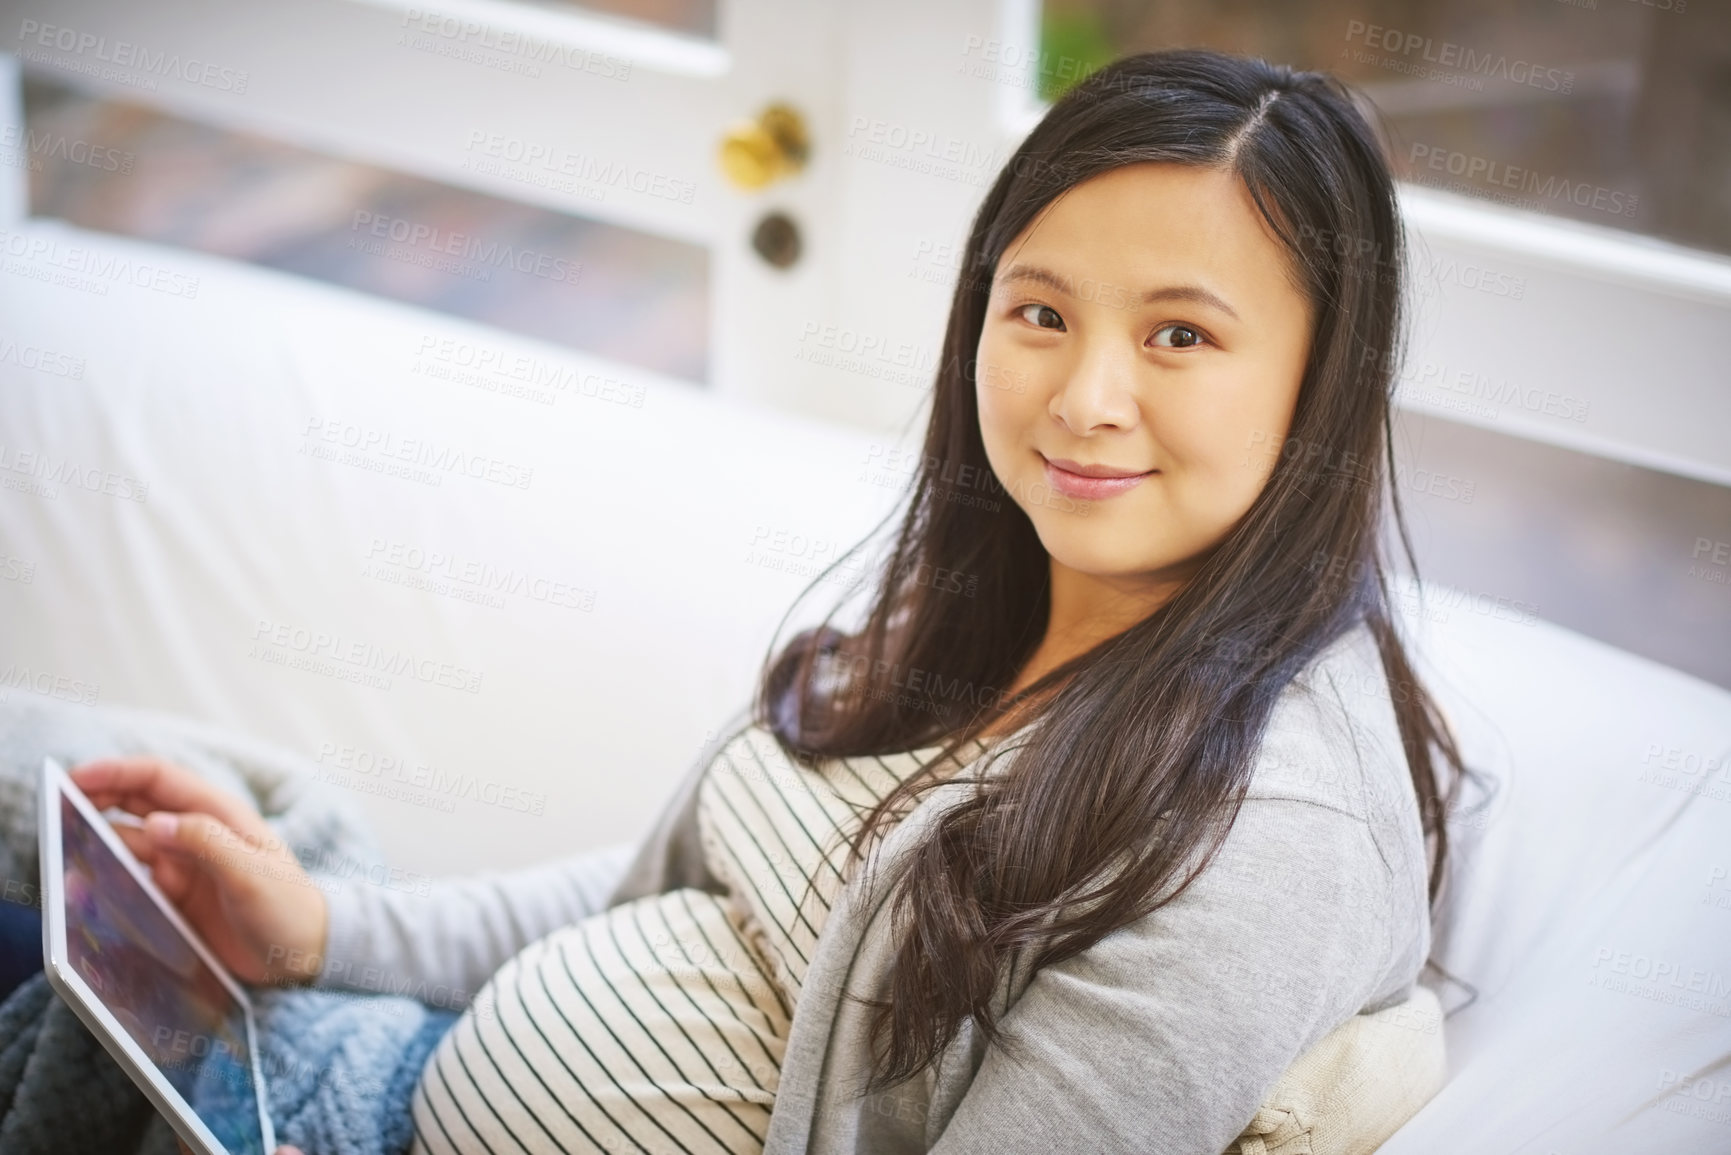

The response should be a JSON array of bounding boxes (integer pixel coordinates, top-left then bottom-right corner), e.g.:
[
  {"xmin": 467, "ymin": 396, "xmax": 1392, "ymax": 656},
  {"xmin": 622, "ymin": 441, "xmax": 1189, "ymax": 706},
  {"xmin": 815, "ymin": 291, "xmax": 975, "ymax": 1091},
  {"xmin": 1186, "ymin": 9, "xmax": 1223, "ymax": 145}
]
[{"xmin": 37, "ymin": 756, "xmax": 278, "ymax": 1155}]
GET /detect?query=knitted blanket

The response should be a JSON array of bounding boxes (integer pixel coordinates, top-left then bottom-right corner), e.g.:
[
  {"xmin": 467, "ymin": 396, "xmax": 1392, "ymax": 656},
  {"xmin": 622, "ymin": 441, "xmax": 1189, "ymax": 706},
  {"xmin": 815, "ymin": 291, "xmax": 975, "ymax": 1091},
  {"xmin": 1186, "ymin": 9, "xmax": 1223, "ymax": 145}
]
[{"xmin": 0, "ymin": 692, "xmax": 456, "ymax": 1155}]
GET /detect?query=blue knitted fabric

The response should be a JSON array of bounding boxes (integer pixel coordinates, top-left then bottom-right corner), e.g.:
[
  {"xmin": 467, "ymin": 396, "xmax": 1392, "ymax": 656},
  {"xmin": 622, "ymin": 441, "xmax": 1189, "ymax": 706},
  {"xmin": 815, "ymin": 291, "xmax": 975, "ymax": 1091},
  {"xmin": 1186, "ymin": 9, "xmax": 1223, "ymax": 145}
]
[
  {"xmin": 0, "ymin": 692, "xmax": 459, "ymax": 1154},
  {"xmin": 256, "ymin": 985, "xmax": 458, "ymax": 1154},
  {"xmin": 0, "ymin": 970, "xmax": 456, "ymax": 1155}
]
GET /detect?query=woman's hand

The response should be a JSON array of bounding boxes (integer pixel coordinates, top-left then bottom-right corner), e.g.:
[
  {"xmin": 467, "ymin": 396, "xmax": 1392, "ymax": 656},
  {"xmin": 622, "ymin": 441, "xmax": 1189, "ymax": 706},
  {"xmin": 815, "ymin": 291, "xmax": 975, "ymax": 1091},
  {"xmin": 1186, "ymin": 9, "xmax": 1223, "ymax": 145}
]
[{"xmin": 70, "ymin": 756, "xmax": 329, "ymax": 989}]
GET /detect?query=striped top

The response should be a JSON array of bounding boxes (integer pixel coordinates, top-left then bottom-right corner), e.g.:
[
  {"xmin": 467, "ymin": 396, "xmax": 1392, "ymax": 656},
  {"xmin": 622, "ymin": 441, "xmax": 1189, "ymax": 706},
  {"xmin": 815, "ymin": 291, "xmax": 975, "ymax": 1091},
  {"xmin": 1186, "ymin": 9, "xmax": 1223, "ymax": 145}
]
[
  {"xmin": 694, "ymin": 726, "xmax": 991, "ymax": 1005},
  {"xmin": 407, "ymin": 725, "xmax": 995, "ymax": 1155}
]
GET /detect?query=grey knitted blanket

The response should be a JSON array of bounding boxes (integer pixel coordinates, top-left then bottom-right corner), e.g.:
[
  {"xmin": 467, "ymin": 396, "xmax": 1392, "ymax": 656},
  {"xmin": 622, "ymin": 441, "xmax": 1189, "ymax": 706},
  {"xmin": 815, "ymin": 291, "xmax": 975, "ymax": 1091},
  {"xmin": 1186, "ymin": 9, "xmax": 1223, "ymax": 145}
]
[{"xmin": 0, "ymin": 692, "xmax": 456, "ymax": 1155}]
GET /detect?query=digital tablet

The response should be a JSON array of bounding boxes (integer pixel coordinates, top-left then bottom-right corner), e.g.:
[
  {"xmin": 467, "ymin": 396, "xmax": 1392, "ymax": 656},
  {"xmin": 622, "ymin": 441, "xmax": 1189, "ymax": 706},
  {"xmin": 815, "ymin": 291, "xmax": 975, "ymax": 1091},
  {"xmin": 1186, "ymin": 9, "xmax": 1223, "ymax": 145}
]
[{"xmin": 37, "ymin": 757, "xmax": 277, "ymax": 1155}]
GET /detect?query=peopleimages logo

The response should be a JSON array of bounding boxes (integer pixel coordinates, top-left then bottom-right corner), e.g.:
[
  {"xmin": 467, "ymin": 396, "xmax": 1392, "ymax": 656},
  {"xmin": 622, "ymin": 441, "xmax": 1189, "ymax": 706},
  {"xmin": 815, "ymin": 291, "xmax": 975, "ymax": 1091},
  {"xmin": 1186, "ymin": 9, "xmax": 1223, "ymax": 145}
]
[
  {"xmin": 349, "ymin": 212, "xmax": 583, "ymax": 285},
  {"xmin": 0, "ymin": 339, "xmax": 84, "ymax": 380},
  {"xmin": 249, "ymin": 618, "xmax": 485, "ymax": 695},
  {"xmin": 398, "ymin": 8, "xmax": 632, "ymax": 80},
  {"xmin": 411, "ymin": 335, "xmax": 646, "ymax": 409},
  {"xmin": 363, "ymin": 536, "xmax": 598, "ymax": 612},
  {"xmin": 300, "ymin": 417, "xmax": 536, "ymax": 490},
  {"xmin": 0, "ymin": 664, "xmax": 99, "ymax": 706},
  {"xmin": 1342, "ymin": 20, "xmax": 1574, "ymax": 93},
  {"xmin": 462, "ymin": 132, "xmax": 695, "ymax": 205},
  {"xmin": 0, "ymin": 443, "xmax": 149, "ymax": 502},
  {"xmin": 1589, "ymin": 946, "xmax": 1731, "ymax": 1014},
  {"xmin": 0, "ymin": 125, "xmax": 133, "ymax": 174},
  {"xmin": 0, "ymin": 229, "xmax": 201, "ymax": 299},
  {"xmin": 1409, "ymin": 145, "xmax": 1638, "ymax": 218},
  {"xmin": 16, "ymin": 20, "xmax": 250, "ymax": 93}
]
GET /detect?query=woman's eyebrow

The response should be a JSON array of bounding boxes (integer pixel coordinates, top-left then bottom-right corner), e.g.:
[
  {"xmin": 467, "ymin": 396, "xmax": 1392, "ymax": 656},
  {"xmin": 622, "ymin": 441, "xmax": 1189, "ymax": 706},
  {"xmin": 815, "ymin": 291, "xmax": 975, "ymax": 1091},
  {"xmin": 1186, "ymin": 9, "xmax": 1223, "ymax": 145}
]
[
  {"xmin": 996, "ymin": 262, "xmax": 1241, "ymax": 321},
  {"xmin": 1142, "ymin": 284, "xmax": 1241, "ymax": 321}
]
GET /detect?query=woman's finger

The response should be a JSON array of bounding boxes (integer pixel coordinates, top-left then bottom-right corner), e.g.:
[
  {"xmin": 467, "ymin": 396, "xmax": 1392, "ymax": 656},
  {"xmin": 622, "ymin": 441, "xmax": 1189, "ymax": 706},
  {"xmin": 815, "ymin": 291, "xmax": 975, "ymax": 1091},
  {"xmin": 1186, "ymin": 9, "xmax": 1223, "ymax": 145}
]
[
  {"xmin": 69, "ymin": 758, "xmax": 259, "ymax": 833},
  {"xmin": 107, "ymin": 822, "xmax": 195, "ymax": 901},
  {"xmin": 153, "ymin": 810, "xmax": 286, "ymax": 866},
  {"xmin": 146, "ymin": 850, "xmax": 194, "ymax": 903},
  {"xmin": 109, "ymin": 822, "xmax": 159, "ymax": 865},
  {"xmin": 146, "ymin": 811, "xmax": 291, "ymax": 904}
]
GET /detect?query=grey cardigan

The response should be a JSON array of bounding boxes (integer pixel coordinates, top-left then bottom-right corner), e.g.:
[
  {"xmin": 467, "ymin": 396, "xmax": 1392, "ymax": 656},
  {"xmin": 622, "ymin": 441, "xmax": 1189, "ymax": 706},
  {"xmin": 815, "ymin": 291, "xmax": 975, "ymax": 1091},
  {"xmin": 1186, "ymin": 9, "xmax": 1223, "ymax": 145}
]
[{"xmin": 318, "ymin": 620, "xmax": 1430, "ymax": 1154}]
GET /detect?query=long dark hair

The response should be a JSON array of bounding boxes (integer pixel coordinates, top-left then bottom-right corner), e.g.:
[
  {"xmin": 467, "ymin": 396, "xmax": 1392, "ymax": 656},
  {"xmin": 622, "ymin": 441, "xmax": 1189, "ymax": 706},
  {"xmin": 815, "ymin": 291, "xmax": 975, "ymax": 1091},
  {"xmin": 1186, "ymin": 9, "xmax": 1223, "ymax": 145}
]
[{"xmin": 755, "ymin": 49, "xmax": 1473, "ymax": 1092}]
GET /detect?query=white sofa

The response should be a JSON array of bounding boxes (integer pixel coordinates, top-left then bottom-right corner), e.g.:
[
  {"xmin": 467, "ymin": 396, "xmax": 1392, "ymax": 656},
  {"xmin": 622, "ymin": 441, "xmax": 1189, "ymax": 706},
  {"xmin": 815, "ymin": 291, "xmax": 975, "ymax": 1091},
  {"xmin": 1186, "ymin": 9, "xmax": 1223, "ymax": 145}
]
[{"xmin": 1, "ymin": 219, "xmax": 1727, "ymax": 1150}]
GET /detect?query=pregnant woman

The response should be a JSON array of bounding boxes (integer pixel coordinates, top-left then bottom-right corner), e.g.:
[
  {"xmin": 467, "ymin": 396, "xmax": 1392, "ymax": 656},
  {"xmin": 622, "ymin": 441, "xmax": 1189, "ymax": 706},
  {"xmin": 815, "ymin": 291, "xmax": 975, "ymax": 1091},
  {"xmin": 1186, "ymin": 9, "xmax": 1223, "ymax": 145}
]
[{"xmin": 70, "ymin": 48, "xmax": 1469, "ymax": 1154}]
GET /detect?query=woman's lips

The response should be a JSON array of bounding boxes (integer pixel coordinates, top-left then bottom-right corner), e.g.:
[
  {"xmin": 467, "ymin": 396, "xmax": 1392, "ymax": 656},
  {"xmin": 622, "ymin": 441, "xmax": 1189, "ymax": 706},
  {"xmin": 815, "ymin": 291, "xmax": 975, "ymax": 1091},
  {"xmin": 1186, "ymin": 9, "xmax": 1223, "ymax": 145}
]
[{"xmin": 1041, "ymin": 455, "xmax": 1156, "ymax": 501}]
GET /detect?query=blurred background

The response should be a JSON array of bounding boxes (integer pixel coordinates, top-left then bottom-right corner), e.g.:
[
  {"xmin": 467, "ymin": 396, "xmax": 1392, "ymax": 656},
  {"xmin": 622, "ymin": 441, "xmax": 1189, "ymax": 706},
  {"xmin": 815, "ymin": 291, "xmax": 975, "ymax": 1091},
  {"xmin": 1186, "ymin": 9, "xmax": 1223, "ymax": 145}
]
[{"xmin": 1, "ymin": 0, "xmax": 1728, "ymax": 871}]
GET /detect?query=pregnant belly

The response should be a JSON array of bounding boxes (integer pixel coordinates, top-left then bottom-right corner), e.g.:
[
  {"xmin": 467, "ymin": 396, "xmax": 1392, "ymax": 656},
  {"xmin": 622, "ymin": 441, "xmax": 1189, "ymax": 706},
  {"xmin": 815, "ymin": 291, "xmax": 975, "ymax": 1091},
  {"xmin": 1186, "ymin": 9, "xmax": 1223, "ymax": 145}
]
[{"xmin": 408, "ymin": 888, "xmax": 790, "ymax": 1155}]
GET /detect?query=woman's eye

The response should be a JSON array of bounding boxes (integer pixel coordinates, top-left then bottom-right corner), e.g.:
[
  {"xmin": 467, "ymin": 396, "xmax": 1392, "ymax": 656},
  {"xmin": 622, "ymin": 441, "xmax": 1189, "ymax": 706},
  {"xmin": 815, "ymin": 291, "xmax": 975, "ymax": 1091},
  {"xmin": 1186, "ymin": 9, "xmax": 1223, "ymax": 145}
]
[
  {"xmin": 1150, "ymin": 323, "xmax": 1204, "ymax": 349},
  {"xmin": 1018, "ymin": 303, "xmax": 1065, "ymax": 331}
]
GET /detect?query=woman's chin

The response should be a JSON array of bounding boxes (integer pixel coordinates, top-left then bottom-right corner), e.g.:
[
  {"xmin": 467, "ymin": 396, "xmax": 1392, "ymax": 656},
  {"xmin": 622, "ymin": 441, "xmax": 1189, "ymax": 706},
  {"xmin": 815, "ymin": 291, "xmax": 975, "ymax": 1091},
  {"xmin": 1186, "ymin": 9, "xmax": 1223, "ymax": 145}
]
[
  {"xmin": 1040, "ymin": 537, "xmax": 1155, "ymax": 583},
  {"xmin": 1031, "ymin": 520, "xmax": 1202, "ymax": 590}
]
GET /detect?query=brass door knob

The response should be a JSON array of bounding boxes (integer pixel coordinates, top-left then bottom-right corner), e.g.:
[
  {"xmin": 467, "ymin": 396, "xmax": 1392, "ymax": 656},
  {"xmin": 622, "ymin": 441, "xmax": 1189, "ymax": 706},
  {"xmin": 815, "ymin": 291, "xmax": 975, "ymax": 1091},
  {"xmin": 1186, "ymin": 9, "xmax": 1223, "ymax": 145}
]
[{"xmin": 719, "ymin": 103, "xmax": 809, "ymax": 191}]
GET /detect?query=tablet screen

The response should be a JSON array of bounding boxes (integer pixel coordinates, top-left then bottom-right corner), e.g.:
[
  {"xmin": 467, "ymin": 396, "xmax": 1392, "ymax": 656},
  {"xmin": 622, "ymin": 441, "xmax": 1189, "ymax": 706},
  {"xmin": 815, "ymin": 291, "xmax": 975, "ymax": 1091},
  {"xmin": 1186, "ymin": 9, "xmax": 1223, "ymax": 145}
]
[{"xmin": 59, "ymin": 792, "xmax": 268, "ymax": 1155}]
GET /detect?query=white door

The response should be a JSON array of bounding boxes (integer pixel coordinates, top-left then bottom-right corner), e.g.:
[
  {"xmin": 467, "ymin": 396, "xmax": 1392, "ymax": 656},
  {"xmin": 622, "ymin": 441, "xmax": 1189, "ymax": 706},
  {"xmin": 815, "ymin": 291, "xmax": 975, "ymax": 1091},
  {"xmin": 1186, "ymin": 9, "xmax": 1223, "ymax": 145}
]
[
  {"xmin": 12, "ymin": 0, "xmax": 1727, "ymax": 467},
  {"xmin": 1, "ymin": 0, "xmax": 859, "ymax": 423},
  {"xmin": 2, "ymin": 0, "xmax": 1045, "ymax": 435}
]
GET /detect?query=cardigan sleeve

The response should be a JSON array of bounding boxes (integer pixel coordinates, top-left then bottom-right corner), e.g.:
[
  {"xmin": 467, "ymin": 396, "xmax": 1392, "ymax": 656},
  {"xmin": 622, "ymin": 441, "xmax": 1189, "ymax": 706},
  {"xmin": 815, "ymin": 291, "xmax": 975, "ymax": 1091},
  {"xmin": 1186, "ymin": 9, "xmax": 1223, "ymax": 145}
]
[
  {"xmin": 308, "ymin": 703, "xmax": 755, "ymax": 1005},
  {"xmin": 924, "ymin": 793, "xmax": 1405, "ymax": 1155},
  {"xmin": 311, "ymin": 841, "xmax": 635, "ymax": 1005}
]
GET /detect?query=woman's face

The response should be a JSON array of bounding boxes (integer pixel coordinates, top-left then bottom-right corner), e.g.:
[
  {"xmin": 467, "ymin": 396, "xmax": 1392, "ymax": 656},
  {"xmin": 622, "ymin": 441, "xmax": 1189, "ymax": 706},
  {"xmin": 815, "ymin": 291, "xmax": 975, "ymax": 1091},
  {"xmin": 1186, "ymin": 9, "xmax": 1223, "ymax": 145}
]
[{"xmin": 976, "ymin": 162, "xmax": 1314, "ymax": 595}]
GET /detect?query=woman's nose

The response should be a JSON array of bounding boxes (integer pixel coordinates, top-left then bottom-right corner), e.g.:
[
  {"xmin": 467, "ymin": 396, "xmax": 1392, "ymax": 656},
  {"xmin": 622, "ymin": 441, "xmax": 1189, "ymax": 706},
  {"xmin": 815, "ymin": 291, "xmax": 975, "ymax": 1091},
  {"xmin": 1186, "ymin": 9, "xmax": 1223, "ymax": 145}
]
[{"xmin": 1048, "ymin": 339, "xmax": 1141, "ymax": 434}]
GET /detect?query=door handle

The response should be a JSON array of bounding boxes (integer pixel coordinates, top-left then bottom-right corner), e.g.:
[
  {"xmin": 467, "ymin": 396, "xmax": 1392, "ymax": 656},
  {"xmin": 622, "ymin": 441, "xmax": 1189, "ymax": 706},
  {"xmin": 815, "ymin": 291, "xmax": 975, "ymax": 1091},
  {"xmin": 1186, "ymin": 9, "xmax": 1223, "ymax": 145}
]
[{"xmin": 719, "ymin": 103, "xmax": 810, "ymax": 191}]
